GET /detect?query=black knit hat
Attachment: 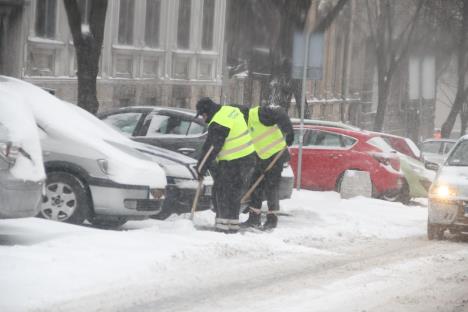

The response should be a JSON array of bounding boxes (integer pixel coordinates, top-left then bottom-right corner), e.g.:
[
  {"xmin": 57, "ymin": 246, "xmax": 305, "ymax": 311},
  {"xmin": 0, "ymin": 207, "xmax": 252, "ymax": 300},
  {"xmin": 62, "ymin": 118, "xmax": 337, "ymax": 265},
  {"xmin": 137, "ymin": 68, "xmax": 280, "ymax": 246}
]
[{"xmin": 195, "ymin": 97, "xmax": 216, "ymax": 118}]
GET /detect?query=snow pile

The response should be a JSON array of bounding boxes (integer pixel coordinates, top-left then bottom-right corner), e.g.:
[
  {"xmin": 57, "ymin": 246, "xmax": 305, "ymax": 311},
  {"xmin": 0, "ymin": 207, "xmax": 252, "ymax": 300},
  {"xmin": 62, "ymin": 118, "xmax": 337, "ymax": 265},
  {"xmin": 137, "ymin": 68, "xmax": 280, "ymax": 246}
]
[
  {"xmin": 0, "ymin": 80, "xmax": 45, "ymax": 181},
  {"xmin": 0, "ymin": 190, "xmax": 427, "ymax": 311}
]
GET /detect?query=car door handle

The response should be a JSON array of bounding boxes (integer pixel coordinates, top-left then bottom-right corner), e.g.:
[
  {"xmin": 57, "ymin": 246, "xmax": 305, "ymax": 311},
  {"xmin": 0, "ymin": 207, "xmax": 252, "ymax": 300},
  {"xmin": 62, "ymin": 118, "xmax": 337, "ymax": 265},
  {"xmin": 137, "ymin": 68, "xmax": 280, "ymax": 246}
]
[{"xmin": 177, "ymin": 147, "xmax": 195, "ymax": 155}]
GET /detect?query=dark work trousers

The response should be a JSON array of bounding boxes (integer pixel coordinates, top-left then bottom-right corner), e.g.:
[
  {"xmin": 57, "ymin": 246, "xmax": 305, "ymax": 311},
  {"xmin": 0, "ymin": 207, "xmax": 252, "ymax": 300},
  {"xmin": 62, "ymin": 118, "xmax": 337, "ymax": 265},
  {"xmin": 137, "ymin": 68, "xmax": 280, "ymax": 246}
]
[
  {"xmin": 212, "ymin": 153, "xmax": 255, "ymax": 231},
  {"xmin": 249, "ymin": 153, "xmax": 285, "ymax": 213}
]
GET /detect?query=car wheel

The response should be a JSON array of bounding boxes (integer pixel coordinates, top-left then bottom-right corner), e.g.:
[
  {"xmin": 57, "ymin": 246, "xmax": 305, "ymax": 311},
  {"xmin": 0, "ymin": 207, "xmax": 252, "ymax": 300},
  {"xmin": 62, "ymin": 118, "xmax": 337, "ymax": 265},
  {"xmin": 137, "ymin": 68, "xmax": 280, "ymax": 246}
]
[
  {"xmin": 382, "ymin": 181, "xmax": 410, "ymax": 204},
  {"xmin": 427, "ymin": 222, "xmax": 444, "ymax": 240},
  {"xmin": 88, "ymin": 216, "xmax": 127, "ymax": 228},
  {"xmin": 40, "ymin": 172, "xmax": 90, "ymax": 225},
  {"xmin": 335, "ymin": 170, "xmax": 376, "ymax": 197}
]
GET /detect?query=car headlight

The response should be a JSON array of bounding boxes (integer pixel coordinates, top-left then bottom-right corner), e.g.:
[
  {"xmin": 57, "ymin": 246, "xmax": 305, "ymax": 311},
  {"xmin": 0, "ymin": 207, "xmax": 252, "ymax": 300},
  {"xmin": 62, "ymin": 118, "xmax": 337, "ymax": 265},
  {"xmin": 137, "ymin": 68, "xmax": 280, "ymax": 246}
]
[{"xmin": 430, "ymin": 184, "xmax": 457, "ymax": 198}]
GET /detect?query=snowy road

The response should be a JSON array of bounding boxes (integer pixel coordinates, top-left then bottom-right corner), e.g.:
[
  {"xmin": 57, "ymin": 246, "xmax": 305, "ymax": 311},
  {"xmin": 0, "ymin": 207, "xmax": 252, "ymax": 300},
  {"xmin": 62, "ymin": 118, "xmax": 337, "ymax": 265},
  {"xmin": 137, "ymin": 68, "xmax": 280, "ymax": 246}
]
[{"xmin": 1, "ymin": 191, "xmax": 468, "ymax": 312}]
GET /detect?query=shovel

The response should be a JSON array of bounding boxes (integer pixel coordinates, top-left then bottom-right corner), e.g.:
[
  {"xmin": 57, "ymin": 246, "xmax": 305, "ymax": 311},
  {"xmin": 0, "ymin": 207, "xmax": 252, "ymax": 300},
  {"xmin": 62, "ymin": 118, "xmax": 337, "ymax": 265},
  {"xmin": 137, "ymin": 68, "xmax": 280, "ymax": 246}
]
[
  {"xmin": 240, "ymin": 148, "xmax": 286, "ymax": 204},
  {"xmin": 190, "ymin": 146, "xmax": 214, "ymax": 221}
]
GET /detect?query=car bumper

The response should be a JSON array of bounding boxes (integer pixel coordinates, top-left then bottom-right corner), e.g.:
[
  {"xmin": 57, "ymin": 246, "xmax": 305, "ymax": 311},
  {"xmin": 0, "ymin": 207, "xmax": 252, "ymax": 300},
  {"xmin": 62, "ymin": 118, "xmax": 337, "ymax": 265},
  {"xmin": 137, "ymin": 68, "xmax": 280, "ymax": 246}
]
[
  {"xmin": 89, "ymin": 180, "xmax": 164, "ymax": 219},
  {"xmin": 0, "ymin": 178, "xmax": 44, "ymax": 219},
  {"xmin": 428, "ymin": 198, "xmax": 468, "ymax": 229},
  {"xmin": 164, "ymin": 184, "xmax": 212, "ymax": 214},
  {"xmin": 372, "ymin": 166, "xmax": 404, "ymax": 196}
]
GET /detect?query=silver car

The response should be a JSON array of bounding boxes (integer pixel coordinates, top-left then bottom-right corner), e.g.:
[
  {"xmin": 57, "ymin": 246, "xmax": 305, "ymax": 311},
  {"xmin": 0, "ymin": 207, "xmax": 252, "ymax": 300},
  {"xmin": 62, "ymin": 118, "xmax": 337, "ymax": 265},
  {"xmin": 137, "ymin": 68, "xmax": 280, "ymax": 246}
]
[
  {"xmin": 427, "ymin": 136, "xmax": 468, "ymax": 239},
  {"xmin": 0, "ymin": 84, "xmax": 45, "ymax": 219},
  {"xmin": 1, "ymin": 76, "xmax": 167, "ymax": 227}
]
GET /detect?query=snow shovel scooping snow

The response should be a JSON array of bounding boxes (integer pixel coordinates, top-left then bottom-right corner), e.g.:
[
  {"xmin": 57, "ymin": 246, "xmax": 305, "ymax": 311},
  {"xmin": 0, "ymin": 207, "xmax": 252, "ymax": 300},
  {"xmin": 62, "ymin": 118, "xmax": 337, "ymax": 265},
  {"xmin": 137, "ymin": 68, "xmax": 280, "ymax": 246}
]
[
  {"xmin": 240, "ymin": 148, "xmax": 286, "ymax": 204},
  {"xmin": 190, "ymin": 146, "xmax": 214, "ymax": 221}
]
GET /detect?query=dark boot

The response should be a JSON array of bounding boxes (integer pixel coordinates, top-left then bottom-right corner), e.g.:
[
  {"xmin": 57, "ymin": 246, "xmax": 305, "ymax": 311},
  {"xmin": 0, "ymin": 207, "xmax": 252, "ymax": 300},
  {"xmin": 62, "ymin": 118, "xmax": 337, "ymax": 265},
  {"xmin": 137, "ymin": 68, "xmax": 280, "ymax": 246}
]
[
  {"xmin": 240, "ymin": 212, "xmax": 261, "ymax": 228},
  {"xmin": 263, "ymin": 214, "xmax": 278, "ymax": 230}
]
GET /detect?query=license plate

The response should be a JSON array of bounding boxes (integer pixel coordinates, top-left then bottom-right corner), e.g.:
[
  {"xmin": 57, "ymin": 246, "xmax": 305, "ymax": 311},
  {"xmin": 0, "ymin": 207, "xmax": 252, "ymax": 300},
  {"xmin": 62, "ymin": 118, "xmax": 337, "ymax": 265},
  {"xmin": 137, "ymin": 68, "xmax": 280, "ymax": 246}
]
[{"xmin": 204, "ymin": 185, "xmax": 212, "ymax": 196}]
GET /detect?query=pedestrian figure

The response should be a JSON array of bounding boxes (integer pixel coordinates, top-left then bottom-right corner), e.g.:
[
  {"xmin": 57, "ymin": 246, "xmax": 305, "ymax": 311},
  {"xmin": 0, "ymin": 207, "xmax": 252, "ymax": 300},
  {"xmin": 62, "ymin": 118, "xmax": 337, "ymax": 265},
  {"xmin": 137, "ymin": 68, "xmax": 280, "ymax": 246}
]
[
  {"xmin": 237, "ymin": 105, "xmax": 294, "ymax": 230},
  {"xmin": 195, "ymin": 98, "xmax": 256, "ymax": 233}
]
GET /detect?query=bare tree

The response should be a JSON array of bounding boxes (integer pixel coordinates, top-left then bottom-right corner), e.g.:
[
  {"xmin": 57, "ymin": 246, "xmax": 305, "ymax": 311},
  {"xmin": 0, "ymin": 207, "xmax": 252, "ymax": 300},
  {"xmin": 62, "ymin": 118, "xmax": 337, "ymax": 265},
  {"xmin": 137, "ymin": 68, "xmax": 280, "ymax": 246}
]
[
  {"xmin": 435, "ymin": 0, "xmax": 468, "ymax": 137},
  {"xmin": 364, "ymin": 0, "xmax": 425, "ymax": 132},
  {"xmin": 63, "ymin": 0, "xmax": 108, "ymax": 114}
]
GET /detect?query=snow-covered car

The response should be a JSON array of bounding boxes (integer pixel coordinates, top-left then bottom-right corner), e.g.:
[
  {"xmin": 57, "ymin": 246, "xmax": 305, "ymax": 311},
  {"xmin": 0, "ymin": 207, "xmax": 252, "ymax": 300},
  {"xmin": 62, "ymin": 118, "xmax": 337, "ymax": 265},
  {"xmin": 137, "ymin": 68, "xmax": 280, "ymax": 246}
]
[
  {"xmin": 427, "ymin": 135, "xmax": 468, "ymax": 240},
  {"xmin": 131, "ymin": 143, "xmax": 213, "ymax": 219},
  {"xmin": 0, "ymin": 82, "xmax": 45, "ymax": 219},
  {"xmin": 397, "ymin": 153, "xmax": 435, "ymax": 203},
  {"xmin": 1, "ymin": 76, "xmax": 167, "ymax": 227}
]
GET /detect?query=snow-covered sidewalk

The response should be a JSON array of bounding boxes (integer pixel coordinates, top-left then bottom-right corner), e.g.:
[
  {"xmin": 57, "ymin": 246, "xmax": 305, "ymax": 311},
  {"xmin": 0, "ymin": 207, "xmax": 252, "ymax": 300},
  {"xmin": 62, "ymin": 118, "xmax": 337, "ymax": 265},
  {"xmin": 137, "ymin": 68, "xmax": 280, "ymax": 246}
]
[{"xmin": 0, "ymin": 191, "xmax": 435, "ymax": 311}]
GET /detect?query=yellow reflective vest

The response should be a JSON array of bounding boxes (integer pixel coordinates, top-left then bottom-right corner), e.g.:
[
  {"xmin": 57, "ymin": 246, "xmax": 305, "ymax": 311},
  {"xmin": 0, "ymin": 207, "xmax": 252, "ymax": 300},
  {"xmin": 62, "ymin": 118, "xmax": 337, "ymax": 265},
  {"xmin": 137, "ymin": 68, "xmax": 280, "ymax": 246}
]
[
  {"xmin": 210, "ymin": 106, "xmax": 255, "ymax": 161},
  {"xmin": 248, "ymin": 106, "xmax": 286, "ymax": 160}
]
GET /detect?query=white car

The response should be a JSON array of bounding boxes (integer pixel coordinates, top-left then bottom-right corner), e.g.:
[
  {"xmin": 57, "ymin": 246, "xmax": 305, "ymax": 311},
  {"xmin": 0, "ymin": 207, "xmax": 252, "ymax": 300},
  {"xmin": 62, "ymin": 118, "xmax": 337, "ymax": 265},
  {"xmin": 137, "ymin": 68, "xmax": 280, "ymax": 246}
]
[
  {"xmin": 1, "ymin": 76, "xmax": 167, "ymax": 227},
  {"xmin": 0, "ymin": 81, "xmax": 45, "ymax": 219},
  {"xmin": 427, "ymin": 135, "xmax": 468, "ymax": 239}
]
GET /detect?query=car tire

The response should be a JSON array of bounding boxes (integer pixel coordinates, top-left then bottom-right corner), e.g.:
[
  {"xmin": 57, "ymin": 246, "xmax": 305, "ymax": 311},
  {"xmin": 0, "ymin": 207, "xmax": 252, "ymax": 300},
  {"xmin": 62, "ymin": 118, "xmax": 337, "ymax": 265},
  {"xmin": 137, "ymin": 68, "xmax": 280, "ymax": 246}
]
[
  {"xmin": 335, "ymin": 170, "xmax": 376, "ymax": 197},
  {"xmin": 88, "ymin": 216, "xmax": 127, "ymax": 228},
  {"xmin": 427, "ymin": 222, "xmax": 444, "ymax": 240},
  {"xmin": 40, "ymin": 172, "xmax": 90, "ymax": 225},
  {"xmin": 382, "ymin": 180, "xmax": 410, "ymax": 204}
]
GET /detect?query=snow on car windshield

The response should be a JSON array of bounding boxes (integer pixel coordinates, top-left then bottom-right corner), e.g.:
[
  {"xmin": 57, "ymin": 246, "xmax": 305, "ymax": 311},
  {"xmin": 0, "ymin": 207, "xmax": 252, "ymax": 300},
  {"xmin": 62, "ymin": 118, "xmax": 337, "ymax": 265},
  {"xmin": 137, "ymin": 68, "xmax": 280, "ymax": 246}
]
[{"xmin": 0, "ymin": 81, "xmax": 45, "ymax": 181}]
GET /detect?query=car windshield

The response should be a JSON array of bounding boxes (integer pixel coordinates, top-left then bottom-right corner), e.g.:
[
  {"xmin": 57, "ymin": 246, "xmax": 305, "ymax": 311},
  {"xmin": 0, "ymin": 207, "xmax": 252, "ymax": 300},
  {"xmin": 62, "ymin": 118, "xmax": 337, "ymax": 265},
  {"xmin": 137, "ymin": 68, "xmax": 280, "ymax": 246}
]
[
  {"xmin": 446, "ymin": 140, "xmax": 468, "ymax": 166},
  {"xmin": 421, "ymin": 141, "xmax": 442, "ymax": 154},
  {"xmin": 367, "ymin": 137, "xmax": 394, "ymax": 152},
  {"xmin": 102, "ymin": 112, "xmax": 142, "ymax": 136}
]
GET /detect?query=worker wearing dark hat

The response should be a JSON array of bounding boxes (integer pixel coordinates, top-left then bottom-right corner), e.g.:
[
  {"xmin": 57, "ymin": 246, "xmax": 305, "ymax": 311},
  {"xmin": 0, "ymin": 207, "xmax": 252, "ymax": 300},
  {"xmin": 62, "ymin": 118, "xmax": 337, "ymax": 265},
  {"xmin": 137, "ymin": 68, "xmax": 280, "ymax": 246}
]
[
  {"xmin": 195, "ymin": 97, "xmax": 256, "ymax": 233},
  {"xmin": 233, "ymin": 104, "xmax": 294, "ymax": 230}
]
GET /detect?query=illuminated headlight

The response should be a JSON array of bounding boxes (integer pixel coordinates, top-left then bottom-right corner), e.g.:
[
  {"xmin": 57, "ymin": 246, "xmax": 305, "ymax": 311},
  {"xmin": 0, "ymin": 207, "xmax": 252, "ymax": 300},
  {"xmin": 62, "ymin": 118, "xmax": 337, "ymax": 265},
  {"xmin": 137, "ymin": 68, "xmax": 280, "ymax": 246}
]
[
  {"xmin": 430, "ymin": 184, "xmax": 457, "ymax": 198},
  {"xmin": 150, "ymin": 188, "xmax": 165, "ymax": 200}
]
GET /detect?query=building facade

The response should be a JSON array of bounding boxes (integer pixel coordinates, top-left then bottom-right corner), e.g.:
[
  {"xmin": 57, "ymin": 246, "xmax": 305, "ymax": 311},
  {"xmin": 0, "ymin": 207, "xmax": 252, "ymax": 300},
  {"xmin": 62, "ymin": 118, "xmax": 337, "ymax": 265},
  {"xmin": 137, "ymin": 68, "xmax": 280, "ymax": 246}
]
[{"xmin": 0, "ymin": 0, "xmax": 227, "ymax": 112}]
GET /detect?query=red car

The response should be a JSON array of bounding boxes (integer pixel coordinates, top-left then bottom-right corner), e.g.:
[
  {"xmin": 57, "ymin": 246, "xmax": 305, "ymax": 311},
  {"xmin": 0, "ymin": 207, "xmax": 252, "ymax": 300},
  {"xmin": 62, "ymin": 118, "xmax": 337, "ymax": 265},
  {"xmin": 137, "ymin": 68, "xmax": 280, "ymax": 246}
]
[
  {"xmin": 290, "ymin": 126, "xmax": 404, "ymax": 200},
  {"xmin": 368, "ymin": 131, "xmax": 421, "ymax": 160}
]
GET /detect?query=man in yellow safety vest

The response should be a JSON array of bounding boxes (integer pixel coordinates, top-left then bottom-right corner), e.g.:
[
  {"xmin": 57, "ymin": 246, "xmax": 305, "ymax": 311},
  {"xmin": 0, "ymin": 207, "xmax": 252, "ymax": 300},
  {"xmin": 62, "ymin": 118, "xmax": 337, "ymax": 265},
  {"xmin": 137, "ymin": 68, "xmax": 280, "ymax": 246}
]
[
  {"xmin": 237, "ymin": 104, "xmax": 294, "ymax": 230},
  {"xmin": 195, "ymin": 98, "xmax": 256, "ymax": 233}
]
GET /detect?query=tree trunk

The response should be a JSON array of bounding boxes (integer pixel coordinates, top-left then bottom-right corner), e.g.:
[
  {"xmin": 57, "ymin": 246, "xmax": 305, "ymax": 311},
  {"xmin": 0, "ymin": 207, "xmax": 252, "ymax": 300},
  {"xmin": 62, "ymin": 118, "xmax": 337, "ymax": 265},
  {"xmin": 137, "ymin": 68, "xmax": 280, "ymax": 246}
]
[
  {"xmin": 440, "ymin": 0, "xmax": 468, "ymax": 138},
  {"xmin": 63, "ymin": 0, "xmax": 108, "ymax": 115},
  {"xmin": 373, "ymin": 69, "xmax": 390, "ymax": 131}
]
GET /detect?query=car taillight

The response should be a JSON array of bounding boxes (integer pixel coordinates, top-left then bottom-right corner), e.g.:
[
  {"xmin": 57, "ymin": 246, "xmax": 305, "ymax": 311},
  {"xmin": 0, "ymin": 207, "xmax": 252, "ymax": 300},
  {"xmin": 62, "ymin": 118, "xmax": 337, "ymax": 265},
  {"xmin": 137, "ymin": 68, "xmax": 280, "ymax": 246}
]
[{"xmin": 371, "ymin": 152, "xmax": 390, "ymax": 165}]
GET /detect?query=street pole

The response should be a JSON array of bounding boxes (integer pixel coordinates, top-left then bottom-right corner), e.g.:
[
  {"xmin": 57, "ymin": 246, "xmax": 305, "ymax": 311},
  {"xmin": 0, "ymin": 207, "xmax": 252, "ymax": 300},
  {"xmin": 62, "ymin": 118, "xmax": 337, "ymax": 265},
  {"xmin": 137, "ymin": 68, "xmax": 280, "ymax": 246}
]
[{"xmin": 296, "ymin": 30, "xmax": 311, "ymax": 191}]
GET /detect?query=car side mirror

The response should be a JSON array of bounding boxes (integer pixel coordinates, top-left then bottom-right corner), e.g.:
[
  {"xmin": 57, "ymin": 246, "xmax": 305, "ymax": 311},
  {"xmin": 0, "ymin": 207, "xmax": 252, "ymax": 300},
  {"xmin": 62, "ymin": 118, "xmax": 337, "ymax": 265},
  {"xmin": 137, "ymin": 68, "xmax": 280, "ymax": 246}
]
[{"xmin": 425, "ymin": 161, "xmax": 439, "ymax": 171}]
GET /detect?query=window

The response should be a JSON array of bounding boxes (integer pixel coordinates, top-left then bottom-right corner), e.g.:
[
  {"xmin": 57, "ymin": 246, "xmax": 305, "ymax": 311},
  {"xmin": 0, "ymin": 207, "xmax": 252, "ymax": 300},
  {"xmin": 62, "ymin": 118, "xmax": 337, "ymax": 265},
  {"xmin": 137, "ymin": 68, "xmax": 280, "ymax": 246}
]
[
  {"xmin": 342, "ymin": 136, "xmax": 357, "ymax": 147},
  {"xmin": 314, "ymin": 131, "xmax": 342, "ymax": 147},
  {"xmin": 443, "ymin": 142, "xmax": 455, "ymax": 154},
  {"xmin": 447, "ymin": 141, "xmax": 468, "ymax": 166},
  {"xmin": 101, "ymin": 113, "xmax": 142, "ymax": 136},
  {"xmin": 145, "ymin": 0, "xmax": 161, "ymax": 47},
  {"xmin": 118, "ymin": 0, "xmax": 134, "ymax": 45},
  {"xmin": 35, "ymin": 0, "xmax": 57, "ymax": 38},
  {"xmin": 177, "ymin": 0, "xmax": 191, "ymax": 49},
  {"xmin": 201, "ymin": 0, "xmax": 215, "ymax": 50},
  {"xmin": 187, "ymin": 122, "xmax": 206, "ymax": 135},
  {"xmin": 421, "ymin": 141, "xmax": 442, "ymax": 154},
  {"xmin": 143, "ymin": 115, "xmax": 191, "ymax": 137}
]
